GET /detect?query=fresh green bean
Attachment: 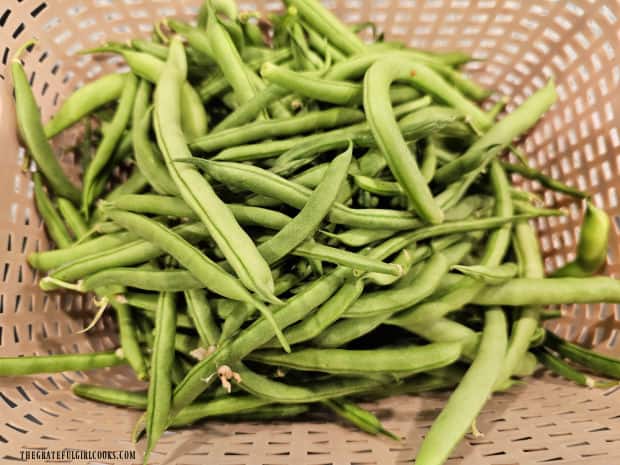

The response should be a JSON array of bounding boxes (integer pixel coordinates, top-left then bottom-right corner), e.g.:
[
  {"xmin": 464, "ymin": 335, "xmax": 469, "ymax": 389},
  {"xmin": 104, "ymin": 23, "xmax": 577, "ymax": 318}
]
[
  {"xmin": 143, "ymin": 292, "xmax": 176, "ymax": 461},
  {"xmin": 81, "ymin": 73, "xmax": 138, "ymax": 214},
  {"xmin": 285, "ymin": 0, "xmax": 365, "ymax": 55},
  {"xmin": 552, "ymin": 202, "xmax": 610, "ymax": 277},
  {"xmin": 112, "ymin": 300, "xmax": 148, "ymax": 380},
  {"xmin": 190, "ymin": 108, "xmax": 364, "ymax": 153},
  {"xmin": 33, "ymin": 173, "xmax": 73, "ymax": 249},
  {"xmin": 473, "ymin": 276, "xmax": 620, "ymax": 305},
  {"xmin": 12, "ymin": 55, "xmax": 81, "ymax": 203},
  {"xmin": 233, "ymin": 363, "xmax": 384, "ymax": 403},
  {"xmin": 249, "ymin": 342, "xmax": 462, "ymax": 375},
  {"xmin": 414, "ymin": 308, "xmax": 507, "ymax": 465},
  {"xmin": 107, "ymin": 194, "xmax": 292, "ymax": 230},
  {"xmin": 292, "ymin": 241, "xmax": 402, "ymax": 276},
  {"xmin": 169, "ymin": 267, "xmax": 350, "ymax": 418},
  {"xmin": 0, "ymin": 351, "xmax": 125, "ymax": 376},
  {"xmin": 545, "ymin": 331, "xmax": 620, "ymax": 379},
  {"xmin": 154, "ymin": 37, "xmax": 278, "ymax": 304},
  {"xmin": 343, "ymin": 243, "xmax": 471, "ymax": 319},
  {"xmin": 102, "ymin": 208, "xmax": 288, "ymax": 351},
  {"xmin": 132, "ymin": 80, "xmax": 178, "ymax": 196},
  {"xmin": 435, "ymin": 80, "xmax": 557, "ymax": 185},
  {"xmin": 57, "ymin": 197, "xmax": 89, "ymax": 240},
  {"xmin": 184, "ymin": 289, "xmax": 221, "ymax": 347},
  {"xmin": 501, "ymin": 161, "xmax": 587, "ymax": 198},
  {"xmin": 44, "ymin": 73, "xmax": 127, "ymax": 138},
  {"xmin": 257, "ymin": 148, "xmax": 350, "ymax": 264},
  {"xmin": 536, "ymin": 349, "xmax": 616, "ymax": 388}
]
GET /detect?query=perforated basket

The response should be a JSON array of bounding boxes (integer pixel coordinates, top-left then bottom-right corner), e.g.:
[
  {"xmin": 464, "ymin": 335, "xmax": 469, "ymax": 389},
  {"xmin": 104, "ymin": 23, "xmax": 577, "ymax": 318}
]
[{"xmin": 1, "ymin": 1, "xmax": 619, "ymax": 464}]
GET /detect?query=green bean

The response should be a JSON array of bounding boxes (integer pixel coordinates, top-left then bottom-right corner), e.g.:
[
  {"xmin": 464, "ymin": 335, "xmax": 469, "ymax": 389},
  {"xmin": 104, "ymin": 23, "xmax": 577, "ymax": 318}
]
[
  {"xmin": 45, "ymin": 222, "xmax": 206, "ymax": 284},
  {"xmin": 292, "ymin": 241, "xmax": 402, "ymax": 276},
  {"xmin": 12, "ymin": 58, "xmax": 80, "ymax": 203},
  {"xmin": 536, "ymin": 349, "xmax": 616, "ymax": 388},
  {"xmin": 69, "ymin": 268, "xmax": 201, "ymax": 292},
  {"xmin": 190, "ymin": 158, "xmax": 446, "ymax": 231},
  {"xmin": 28, "ymin": 230, "xmax": 136, "ymax": 271},
  {"xmin": 323, "ymin": 399, "xmax": 397, "ymax": 439},
  {"xmin": 435, "ymin": 80, "xmax": 557, "ymax": 185},
  {"xmin": 275, "ymin": 105, "xmax": 461, "ymax": 168},
  {"xmin": 261, "ymin": 63, "xmax": 362, "ymax": 105},
  {"xmin": 250, "ymin": 342, "xmax": 462, "ymax": 376},
  {"xmin": 473, "ymin": 276, "xmax": 620, "ymax": 305},
  {"xmin": 552, "ymin": 202, "xmax": 610, "ymax": 277},
  {"xmin": 57, "ymin": 197, "xmax": 89, "ymax": 240},
  {"xmin": 33, "ymin": 173, "xmax": 73, "ymax": 249},
  {"xmin": 544, "ymin": 331, "xmax": 620, "ymax": 379},
  {"xmin": 107, "ymin": 194, "xmax": 292, "ymax": 230},
  {"xmin": 353, "ymin": 175, "xmax": 403, "ymax": 196},
  {"xmin": 392, "ymin": 317, "xmax": 479, "ymax": 360},
  {"xmin": 143, "ymin": 292, "xmax": 176, "ymax": 461},
  {"xmin": 220, "ymin": 302, "xmax": 254, "ymax": 343},
  {"xmin": 132, "ymin": 81, "xmax": 178, "ymax": 196},
  {"xmin": 512, "ymin": 199, "xmax": 566, "ymax": 217},
  {"xmin": 184, "ymin": 289, "xmax": 221, "ymax": 347},
  {"xmin": 120, "ymin": 292, "xmax": 159, "ymax": 312},
  {"xmin": 0, "ymin": 351, "xmax": 125, "ymax": 376},
  {"xmin": 190, "ymin": 108, "xmax": 364, "ymax": 153},
  {"xmin": 344, "ymin": 243, "xmax": 471, "ymax": 319},
  {"xmin": 130, "ymin": 305, "xmax": 195, "ymax": 330},
  {"xmin": 265, "ymin": 278, "xmax": 364, "ymax": 348},
  {"xmin": 366, "ymin": 61, "xmax": 462, "ymax": 223},
  {"xmin": 44, "ymin": 73, "xmax": 127, "ymax": 138},
  {"xmin": 205, "ymin": 4, "xmax": 257, "ymax": 105},
  {"xmin": 257, "ymin": 148, "xmax": 350, "ymax": 264},
  {"xmin": 321, "ymin": 228, "xmax": 396, "ymax": 248},
  {"xmin": 169, "ymin": 267, "xmax": 350, "ymax": 418},
  {"xmin": 302, "ymin": 21, "xmax": 346, "ymax": 62},
  {"xmin": 72, "ymin": 383, "xmax": 148, "ymax": 409},
  {"xmin": 103, "ymin": 169, "xmax": 148, "ymax": 202},
  {"xmin": 233, "ymin": 363, "xmax": 383, "ymax": 403},
  {"xmin": 452, "ymin": 263, "xmax": 518, "ymax": 285},
  {"xmin": 214, "ymin": 84, "xmax": 289, "ymax": 132},
  {"xmin": 501, "ymin": 161, "xmax": 587, "ymax": 198},
  {"xmin": 154, "ymin": 38, "xmax": 278, "ymax": 304},
  {"xmin": 112, "ymin": 300, "xmax": 148, "ymax": 380},
  {"xmin": 71, "ymin": 382, "xmax": 284, "ymax": 425},
  {"xmin": 415, "ymin": 308, "xmax": 508, "ymax": 465},
  {"xmin": 211, "ymin": 97, "xmax": 431, "ymax": 162},
  {"xmin": 81, "ymin": 73, "xmax": 138, "ymax": 214},
  {"xmin": 285, "ymin": 0, "xmax": 365, "ymax": 55},
  {"xmin": 314, "ymin": 244, "xmax": 467, "ymax": 348},
  {"xmin": 197, "ymin": 48, "xmax": 291, "ymax": 102},
  {"xmin": 492, "ymin": 220, "xmax": 545, "ymax": 388}
]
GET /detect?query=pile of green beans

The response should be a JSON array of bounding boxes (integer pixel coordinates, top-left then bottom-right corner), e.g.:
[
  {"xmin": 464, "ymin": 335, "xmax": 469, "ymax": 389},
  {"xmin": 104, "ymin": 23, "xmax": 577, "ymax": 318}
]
[{"xmin": 8, "ymin": 2, "xmax": 620, "ymax": 464}]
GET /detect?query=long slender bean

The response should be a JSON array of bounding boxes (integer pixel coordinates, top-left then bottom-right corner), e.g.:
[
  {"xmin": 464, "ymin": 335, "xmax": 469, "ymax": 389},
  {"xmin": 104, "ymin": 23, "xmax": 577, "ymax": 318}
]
[
  {"xmin": 154, "ymin": 37, "xmax": 278, "ymax": 304},
  {"xmin": 414, "ymin": 308, "xmax": 508, "ymax": 465}
]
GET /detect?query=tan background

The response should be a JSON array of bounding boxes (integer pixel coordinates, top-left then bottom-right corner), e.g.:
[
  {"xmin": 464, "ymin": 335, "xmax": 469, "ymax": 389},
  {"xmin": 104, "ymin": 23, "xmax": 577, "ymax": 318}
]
[{"xmin": 0, "ymin": 0, "xmax": 619, "ymax": 463}]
